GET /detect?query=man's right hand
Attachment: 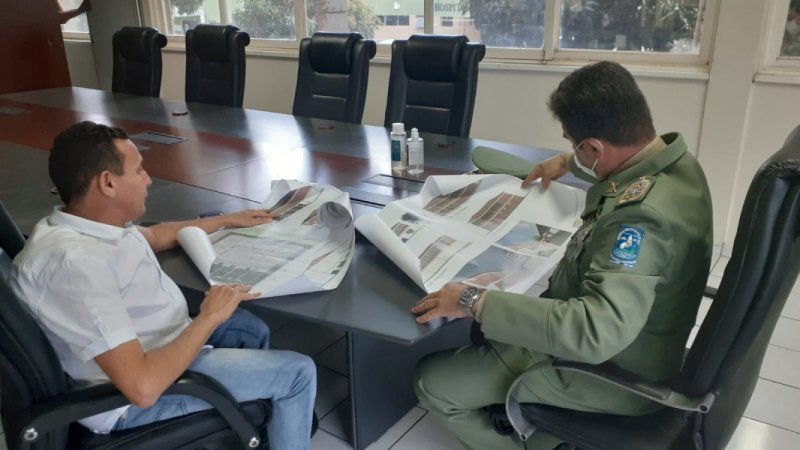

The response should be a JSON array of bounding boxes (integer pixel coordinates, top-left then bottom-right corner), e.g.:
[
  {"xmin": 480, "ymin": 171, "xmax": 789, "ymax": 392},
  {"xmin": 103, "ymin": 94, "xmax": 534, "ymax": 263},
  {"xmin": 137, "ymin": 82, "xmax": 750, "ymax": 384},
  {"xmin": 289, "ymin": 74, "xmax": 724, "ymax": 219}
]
[
  {"xmin": 199, "ymin": 284, "xmax": 261, "ymax": 328},
  {"xmin": 96, "ymin": 284, "xmax": 260, "ymax": 409},
  {"xmin": 522, "ymin": 152, "xmax": 571, "ymax": 190}
]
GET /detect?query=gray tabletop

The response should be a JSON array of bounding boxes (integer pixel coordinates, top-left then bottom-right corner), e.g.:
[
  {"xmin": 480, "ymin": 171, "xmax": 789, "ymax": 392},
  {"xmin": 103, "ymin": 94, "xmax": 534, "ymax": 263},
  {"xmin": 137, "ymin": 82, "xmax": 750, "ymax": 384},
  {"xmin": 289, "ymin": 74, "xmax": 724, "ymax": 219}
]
[
  {"xmin": 0, "ymin": 88, "xmax": 580, "ymax": 345},
  {"xmin": 0, "ymin": 141, "xmax": 464, "ymax": 345},
  {"xmin": 1, "ymin": 87, "xmax": 577, "ymax": 177}
]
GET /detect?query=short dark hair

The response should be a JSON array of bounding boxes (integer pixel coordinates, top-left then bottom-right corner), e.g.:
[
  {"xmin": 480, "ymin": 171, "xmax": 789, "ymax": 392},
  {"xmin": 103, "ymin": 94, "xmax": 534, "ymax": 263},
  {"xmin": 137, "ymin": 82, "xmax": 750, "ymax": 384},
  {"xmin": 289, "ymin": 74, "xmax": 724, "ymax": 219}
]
[
  {"xmin": 548, "ymin": 61, "xmax": 655, "ymax": 146},
  {"xmin": 48, "ymin": 121, "xmax": 128, "ymax": 205}
]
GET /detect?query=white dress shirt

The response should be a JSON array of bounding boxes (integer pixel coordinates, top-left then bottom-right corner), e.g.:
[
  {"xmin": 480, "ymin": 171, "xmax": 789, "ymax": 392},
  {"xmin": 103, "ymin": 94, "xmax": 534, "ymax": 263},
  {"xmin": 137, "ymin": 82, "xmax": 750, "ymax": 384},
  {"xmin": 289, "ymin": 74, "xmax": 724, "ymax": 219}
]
[{"xmin": 10, "ymin": 207, "xmax": 191, "ymax": 433}]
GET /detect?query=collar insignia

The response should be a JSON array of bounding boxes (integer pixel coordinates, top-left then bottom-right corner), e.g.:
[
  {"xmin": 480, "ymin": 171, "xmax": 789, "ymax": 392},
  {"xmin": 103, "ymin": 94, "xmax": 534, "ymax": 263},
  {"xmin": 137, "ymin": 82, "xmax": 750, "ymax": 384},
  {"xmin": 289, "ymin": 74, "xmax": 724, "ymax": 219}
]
[{"xmin": 618, "ymin": 177, "xmax": 653, "ymax": 205}]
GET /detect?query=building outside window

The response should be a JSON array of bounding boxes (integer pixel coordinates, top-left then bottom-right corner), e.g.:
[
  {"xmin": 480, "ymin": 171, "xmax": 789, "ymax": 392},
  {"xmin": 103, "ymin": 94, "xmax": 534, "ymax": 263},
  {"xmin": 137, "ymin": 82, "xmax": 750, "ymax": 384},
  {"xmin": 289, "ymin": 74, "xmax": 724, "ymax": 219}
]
[
  {"xmin": 155, "ymin": 0, "xmax": 715, "ymax": 65},
  {"xmin": 782, "ymin": 0, "xmax": 800, "ymax": 56}
]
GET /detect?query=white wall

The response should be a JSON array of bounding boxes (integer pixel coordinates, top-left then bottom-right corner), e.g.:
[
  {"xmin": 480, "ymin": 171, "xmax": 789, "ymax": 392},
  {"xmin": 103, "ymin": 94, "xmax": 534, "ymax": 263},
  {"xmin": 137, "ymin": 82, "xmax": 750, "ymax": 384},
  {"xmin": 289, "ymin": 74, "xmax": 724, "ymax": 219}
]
[
  {"xmin": 732, "ymin": 82, "xmax": 800, "ymax": 241},
  {"xmin": 156, "ymin": 51, "xmax": 708, "ymax": 153},
  {"xmin": 64, "ymin": 40, "xmax": 98, "ymax": 89},
  {"xmin": 62, "ymin": 0, "xmax": 796, "ymax": 249}
]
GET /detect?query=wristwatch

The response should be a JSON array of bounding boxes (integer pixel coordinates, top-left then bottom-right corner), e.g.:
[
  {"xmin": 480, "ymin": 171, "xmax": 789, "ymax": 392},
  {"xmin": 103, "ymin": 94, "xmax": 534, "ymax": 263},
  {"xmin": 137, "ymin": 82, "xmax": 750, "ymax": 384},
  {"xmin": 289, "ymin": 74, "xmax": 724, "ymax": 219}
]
[{"xmin": 459, "ymin": 286, "xmax": 485, "ymax": 317}]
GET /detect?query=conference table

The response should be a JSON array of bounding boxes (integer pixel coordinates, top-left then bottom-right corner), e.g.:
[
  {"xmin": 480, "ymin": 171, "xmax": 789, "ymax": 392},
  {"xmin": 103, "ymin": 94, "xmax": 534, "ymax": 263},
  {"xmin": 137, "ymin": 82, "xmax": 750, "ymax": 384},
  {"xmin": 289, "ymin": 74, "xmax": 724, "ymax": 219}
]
[{"xmin": 0, "ymin": 87, "xmax": 571, "ymax": 449}]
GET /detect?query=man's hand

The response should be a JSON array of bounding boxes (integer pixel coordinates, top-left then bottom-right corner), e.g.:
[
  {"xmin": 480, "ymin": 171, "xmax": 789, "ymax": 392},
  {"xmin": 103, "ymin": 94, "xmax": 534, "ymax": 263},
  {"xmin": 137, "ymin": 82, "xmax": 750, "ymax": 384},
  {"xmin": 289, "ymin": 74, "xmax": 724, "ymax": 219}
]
[
  {"xmin": 521, "ymin": 152, "xmax": 571, "ymax": 190},
  {"xmin": 411, "ymin": 282, "xmax": 467, "ymax": 324},
  {"xmin": 198, "ymin": 284, "xmax": 261, "ymax": 328},
  {"xmin": 220, "ymin": 209, "xmax": 273, "ymax": 228},
  {"xmin": 138, "ymin": 209, "xmax": 272, "ymax": 252},
  {"xmin": 96, "ymin": 283, "xmax": 261, "ymax": 409}
]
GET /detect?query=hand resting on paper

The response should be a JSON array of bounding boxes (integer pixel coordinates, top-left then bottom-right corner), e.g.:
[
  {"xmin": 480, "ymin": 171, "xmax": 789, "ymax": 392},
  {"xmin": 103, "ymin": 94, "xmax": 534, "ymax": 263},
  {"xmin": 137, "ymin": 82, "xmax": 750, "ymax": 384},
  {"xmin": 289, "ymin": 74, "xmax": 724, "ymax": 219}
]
[
  {"xmin": 412, "ymin": 282, "xmax": 482, "ymax": 324},
  {"xmin": 221, "ymin": 209, "xmax": 274, "ymax": 228},
  {"xmin": 139, "ymin": 209, "xmax": 273, "ymax": 253},
  {"xmin": 521, "ymin": 152, "xmax": 571, "ymax": 190}
]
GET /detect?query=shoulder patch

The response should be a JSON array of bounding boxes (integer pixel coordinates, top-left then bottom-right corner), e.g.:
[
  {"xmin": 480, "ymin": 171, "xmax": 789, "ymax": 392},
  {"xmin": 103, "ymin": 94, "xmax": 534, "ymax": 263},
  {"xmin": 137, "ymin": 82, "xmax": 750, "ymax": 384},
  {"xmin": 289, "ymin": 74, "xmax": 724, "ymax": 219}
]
[
  {"xmin": 610, "ymin": 225, "xmax": 645, "ymax": 269},
  {"xmin": 617, "ymin": 176, "xmax": 655, "ymax": 206}
]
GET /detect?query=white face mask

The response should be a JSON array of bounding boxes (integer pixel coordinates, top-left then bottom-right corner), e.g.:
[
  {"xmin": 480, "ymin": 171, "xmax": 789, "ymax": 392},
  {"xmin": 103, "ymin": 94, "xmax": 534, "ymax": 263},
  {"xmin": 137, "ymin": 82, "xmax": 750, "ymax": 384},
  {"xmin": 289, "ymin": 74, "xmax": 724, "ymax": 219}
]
[
  {"xmin": 572, "ymin": 140, "xmax": 603, "ymax": 180},
  {"xmin": 787, "ymin": 19, "xmax": 800, "ymax": 36}
]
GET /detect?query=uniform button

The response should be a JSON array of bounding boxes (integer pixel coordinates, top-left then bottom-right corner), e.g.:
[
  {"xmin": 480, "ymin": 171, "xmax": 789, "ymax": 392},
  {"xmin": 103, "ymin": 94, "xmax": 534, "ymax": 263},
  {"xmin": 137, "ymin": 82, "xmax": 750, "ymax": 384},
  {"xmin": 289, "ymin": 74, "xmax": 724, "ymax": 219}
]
[{"xmin": 99, "ymin": 325, "xmax": 108, "ymax": 333}]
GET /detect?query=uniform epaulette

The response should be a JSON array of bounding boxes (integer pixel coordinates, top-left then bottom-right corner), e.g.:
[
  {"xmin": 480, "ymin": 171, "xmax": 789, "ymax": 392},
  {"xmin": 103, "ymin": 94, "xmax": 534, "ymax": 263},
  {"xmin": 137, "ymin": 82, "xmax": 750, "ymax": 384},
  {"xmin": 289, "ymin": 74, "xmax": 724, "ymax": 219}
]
[{"xmin": 615, "ymin": 176, "xmax": 656, "ymax": 206}]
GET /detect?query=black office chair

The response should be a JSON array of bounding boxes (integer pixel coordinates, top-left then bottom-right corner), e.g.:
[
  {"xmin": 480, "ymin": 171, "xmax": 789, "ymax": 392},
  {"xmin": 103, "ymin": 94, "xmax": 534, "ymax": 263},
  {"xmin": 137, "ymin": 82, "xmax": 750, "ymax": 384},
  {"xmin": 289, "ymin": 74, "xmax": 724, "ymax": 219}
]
[
  {"xmin": 497, "ymin": 125, "xmax": 800, "ymax": 450},
  {"xmin": 0, "ymin": 201, "xmax": 25, "ymax": 260},
  {"xmin": 111, "ymin": 27, "xmax": 168, "ymax": 97},
  {"xmin": 185, "ymin": 25, "xmax": 250, "ymax": 108},
  {"xmin": 292, "ymin": 32, "xmax": 376, "ymax": 123},
  {"xmin": 384, "ymin": 34, "xmax": 485, "ymax": 137}
]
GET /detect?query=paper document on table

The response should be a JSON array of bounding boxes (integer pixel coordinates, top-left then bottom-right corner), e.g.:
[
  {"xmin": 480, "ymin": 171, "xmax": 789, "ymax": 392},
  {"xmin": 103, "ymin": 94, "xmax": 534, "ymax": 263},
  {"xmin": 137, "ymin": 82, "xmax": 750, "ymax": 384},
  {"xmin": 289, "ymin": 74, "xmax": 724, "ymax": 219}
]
[
  {"xmin": 177, "ymin": 180, "xmax": 355, "ymax": 297},
  {"xmin": 355, "ymin": 174, "xmax": 584, "ymax": 294}
]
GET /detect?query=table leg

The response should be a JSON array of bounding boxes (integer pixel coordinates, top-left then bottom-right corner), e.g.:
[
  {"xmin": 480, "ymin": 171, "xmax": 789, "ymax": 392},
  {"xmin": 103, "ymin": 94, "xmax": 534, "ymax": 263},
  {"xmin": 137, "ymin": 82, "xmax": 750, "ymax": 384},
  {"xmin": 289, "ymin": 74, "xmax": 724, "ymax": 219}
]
[{"xmin": 346, "ymin": 319, "xmax": 472, "ymax": 450}]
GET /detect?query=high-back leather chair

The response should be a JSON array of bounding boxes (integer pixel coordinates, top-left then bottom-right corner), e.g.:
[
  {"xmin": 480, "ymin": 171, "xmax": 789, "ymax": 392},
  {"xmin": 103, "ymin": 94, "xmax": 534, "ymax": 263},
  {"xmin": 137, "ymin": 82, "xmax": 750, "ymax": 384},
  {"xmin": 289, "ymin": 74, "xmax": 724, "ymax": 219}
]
[
  {"xmin": 0, "ymin": 202, "xmax": 24, "ymax": 280},
  {"xmin": 500, "ymin": 125, "xmax": 800, "ymax": 450},
  {"xmin": 384, "ymin": 34, "xmax": 485, "ymax": 137},
  {"xmin": 111, "ymin": 27, "xmax": 167, "ymax": 97},
  {"xmin": 0, "ymin": 201, "xmax": 24, "ymax": 261},
  {"xmin": 292, "ymin": 32, "xmax": 376, "ymax": 123},
  {"xmin": 185, "ymin": 24, "xmax": 250, "ymax": 108}
]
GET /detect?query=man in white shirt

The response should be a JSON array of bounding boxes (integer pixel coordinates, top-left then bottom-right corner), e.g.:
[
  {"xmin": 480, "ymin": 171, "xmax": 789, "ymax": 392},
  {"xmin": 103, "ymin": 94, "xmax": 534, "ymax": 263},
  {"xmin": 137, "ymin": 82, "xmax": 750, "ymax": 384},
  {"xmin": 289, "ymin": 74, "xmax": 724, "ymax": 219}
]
[{"xmin": 11, "ymin": 121, "xmax": 315, "ymax": 449}]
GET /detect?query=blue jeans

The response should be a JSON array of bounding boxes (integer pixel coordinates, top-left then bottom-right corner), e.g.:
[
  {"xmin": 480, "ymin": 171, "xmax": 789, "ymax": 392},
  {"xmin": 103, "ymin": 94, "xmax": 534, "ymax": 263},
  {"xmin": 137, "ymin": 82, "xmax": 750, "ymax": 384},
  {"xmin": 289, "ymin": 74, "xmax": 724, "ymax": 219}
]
[{"xmin": 113, "ymin": 309, "xmax": 316, "ymax": 450}]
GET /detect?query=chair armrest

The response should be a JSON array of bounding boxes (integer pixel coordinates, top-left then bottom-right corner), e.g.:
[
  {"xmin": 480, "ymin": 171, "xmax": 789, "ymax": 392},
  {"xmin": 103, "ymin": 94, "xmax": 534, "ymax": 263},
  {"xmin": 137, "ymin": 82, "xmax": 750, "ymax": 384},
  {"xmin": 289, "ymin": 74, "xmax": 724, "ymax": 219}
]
[
  {"xmin": 18, "ymin": 383, "xmax": 131, "ymax": 443},
  {"xmin": 550, "ymin": 359, "xmax": 714, "ymax": 412},
  {"xmin": 19, "ymin": 370, "xmax": 261, "ymax": 449},
  {"xmin": 162, "ymin": 370, "xmax": 262, "ymax": 448},
  {"xmin": 504, "ymin": 359, "xmax": 715, "ymax": 442}
]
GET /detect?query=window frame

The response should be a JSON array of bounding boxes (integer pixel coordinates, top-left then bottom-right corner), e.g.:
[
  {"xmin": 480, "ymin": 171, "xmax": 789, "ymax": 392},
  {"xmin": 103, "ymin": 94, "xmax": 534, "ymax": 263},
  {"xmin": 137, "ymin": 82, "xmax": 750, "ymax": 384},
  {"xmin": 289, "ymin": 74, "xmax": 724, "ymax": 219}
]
[
  {"xmin": 145, "ymin": 0, "xmax": 720, "ymax": 67},
  {"xmin": 61, "ymin": 31, "xmax": 91, "ymax": 41}
]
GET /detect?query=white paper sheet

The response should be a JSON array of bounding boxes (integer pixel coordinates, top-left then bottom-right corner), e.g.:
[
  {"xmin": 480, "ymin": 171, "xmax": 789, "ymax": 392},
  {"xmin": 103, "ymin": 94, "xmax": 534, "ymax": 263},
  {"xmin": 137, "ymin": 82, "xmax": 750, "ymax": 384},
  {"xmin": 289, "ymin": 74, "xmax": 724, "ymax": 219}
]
[
  {"xmin": 355, "ymin": 174, "xmax": 585, "ymax": 294},
  {"xmin": 177, "ymin": 180, "xmax": 355, "ymax": 297}
]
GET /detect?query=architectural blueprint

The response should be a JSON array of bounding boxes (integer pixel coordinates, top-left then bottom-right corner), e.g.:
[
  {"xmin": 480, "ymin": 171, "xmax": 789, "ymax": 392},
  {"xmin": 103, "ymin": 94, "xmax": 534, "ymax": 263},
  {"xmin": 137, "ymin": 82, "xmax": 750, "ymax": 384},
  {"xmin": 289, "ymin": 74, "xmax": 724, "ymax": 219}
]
[{"xmin": 355, "ymin": 175, "xmax": 584, "ymax": 293}]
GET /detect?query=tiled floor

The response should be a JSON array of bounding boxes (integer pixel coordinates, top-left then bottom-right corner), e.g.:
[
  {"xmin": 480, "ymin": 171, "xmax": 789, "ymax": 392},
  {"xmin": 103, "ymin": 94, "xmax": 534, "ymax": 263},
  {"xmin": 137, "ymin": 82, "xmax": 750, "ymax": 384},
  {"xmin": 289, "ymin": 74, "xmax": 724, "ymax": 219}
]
[{"xmin": 2, "ymin": 248, "xmax": 799, "ymax": 449}]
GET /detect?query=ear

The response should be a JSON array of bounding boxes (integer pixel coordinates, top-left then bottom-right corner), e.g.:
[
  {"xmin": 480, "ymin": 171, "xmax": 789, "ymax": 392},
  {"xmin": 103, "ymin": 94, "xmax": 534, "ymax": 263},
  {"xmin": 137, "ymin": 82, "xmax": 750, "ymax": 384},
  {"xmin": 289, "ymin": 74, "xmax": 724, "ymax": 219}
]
[
  {"xmin": 584, "ymin": 138, "xmax": 606, "ymax": 155},
  {"xmin": 97, "ymin": 170, "xmax": 116, "ymax": 198}
]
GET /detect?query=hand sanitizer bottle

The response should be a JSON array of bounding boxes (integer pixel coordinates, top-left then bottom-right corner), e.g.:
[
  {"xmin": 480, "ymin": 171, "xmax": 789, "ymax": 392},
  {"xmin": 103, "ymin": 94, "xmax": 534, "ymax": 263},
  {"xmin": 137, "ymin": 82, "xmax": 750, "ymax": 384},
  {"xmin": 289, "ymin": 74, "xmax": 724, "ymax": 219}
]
[
  {"xmin": 391, "ymin": 123, "xmax": 407, "ymax": 171},
  {"xmin": 407, "ymin": 128, "xmax": 424, "ymax": 175}
]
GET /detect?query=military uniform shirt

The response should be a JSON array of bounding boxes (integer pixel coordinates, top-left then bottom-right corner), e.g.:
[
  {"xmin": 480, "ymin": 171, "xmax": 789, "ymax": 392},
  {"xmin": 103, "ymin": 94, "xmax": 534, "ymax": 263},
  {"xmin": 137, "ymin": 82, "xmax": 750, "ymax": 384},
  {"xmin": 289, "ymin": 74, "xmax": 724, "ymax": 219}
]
[{"xmin": 479, "ymin": 133, "xmax": 713, "ymax": 414}]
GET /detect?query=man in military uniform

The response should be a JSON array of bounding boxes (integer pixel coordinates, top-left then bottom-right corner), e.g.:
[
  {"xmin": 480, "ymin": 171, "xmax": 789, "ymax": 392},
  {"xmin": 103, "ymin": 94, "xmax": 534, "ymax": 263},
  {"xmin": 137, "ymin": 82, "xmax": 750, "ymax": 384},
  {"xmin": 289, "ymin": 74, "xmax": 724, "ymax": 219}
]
[{"xmin": 411, "ymin": 61, "xmax": 713, "ymax": 449}]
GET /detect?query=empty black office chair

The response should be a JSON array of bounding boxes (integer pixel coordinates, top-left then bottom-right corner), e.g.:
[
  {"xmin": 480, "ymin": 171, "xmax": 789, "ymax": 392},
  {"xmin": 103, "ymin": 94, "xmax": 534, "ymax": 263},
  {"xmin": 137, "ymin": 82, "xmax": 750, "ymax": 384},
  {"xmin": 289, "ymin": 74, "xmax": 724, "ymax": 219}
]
[
  {"xmin": 384, "ymin": 34, "xmax": 485, "ymax": 137},
  {"xmin": 185, "ymin": 24, "xmax": 250, "ymax": 108},
  {"xmin": 292, "ymin": 32, "xmax": 376, "ymax": 123},
  {"xmin": 498, "ymin": 125, "xmax": 800, "ymax": 450},
  {"xmin": 111, "ymin": 27, "xmax": 168, "ymax": 97}
]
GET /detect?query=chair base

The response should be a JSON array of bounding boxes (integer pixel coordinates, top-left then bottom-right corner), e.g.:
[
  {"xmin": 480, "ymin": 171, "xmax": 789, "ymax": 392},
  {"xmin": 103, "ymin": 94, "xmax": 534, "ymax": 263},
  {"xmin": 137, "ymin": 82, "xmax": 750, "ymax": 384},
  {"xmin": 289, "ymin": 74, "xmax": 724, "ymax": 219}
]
[
  {"xmin": 516, "ymin": 405, "xmax": 699, "ymax": 450},
  {"xmin": 71, "ymin": 400, "xmax": 270, "ymax": 450}
]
